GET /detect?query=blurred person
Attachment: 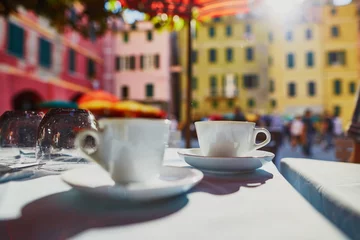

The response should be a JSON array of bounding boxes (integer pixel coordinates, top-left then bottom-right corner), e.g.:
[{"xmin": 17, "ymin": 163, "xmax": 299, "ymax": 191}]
[
  {"xmin": 290, "ymin": 115, "xmax": 304, "ymax": 150},
  {"xmin": 269, "ymin": 112, "xmax": 284, "ymax": 132},
  {"xmin": 169, "ymin": 114, "xmax": 178, "ymax": 131},
  {"xmin": 233, "ymin": 107, "xmax": 246, "ymax": 121},
  {"xmin": 333, "ymin": 112, "xmax": 343, "ymax": 137},
  {"xmin": 323, "ymin": 111, "xmax": 334, "ymax": 151},
  {"xmin": 302, "ymin": 109, "xmax": 316, "ymax": 157}
]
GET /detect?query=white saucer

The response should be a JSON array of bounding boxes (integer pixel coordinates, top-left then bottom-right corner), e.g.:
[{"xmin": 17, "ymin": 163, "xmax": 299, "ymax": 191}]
[
  {"xmin": 178, "ymin": 148, "xmax": 275, "ymax": 174},
  {"xmin": 61, "ymin": 165, "xmax": 203, "ymax": 201}
]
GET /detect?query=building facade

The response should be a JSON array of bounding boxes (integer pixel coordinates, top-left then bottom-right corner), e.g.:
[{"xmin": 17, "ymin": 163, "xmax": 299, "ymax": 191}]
[
  {"xmin": 178, "ymin": 1, "xmax": 359, "ymax": 127},
  {"xmin": 0, "ymin": 8, "xmax": 106, "ymax": 114},
  {"xmin": 114, "ymin": 21, "xmax": 172, "ymax": 111}
]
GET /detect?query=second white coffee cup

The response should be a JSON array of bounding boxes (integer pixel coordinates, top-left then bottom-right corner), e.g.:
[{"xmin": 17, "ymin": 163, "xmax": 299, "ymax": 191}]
[
  {"xmin": 195, "ymin": 121, "xmax": 271, "ymax": 157},
  {"xmin": 75, "ymin": 118, "xmax": 170, "ymax": 184}
]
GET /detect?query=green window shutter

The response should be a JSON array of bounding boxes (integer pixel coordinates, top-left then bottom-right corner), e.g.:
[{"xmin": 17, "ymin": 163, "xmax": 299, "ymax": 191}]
[
  {"xmin": 247, "ymin": 98, "xmax": 255, "ymax": 108},
  {"xmin": 192, "ymin": 100, "xmax": 198, "ymax": 109},
  {"xmin": 212, "ymin": 100, "xmax": 218, "ymax": 109},
  {"xmin": 270, "ymin": 99, "xmax": 277, "ymax": 108},
  {"xmin": 228, "ymin": 99, "xmax": 234, "ymax": 108},
  {"xmin": 146, "ymin": 84, "xmax": 154, "ymax": 97},
  {"xmin": 69, "ymin": 49, "xmax": 76, "ymax": 72},
  {"xmin": 147, "ymin": 31, "xmax": 153, "ymax": 41},
  {"xmin": 234, "ymin": 75, "xmax": 239, "ymax": 96},
  {"xmin": 334, "ymin": 79, "xmax": 342, "ymax": 95},
  {"xmin": 39, "ymin": 38, "xmax": 52, "ymax": 68},
  {"xmin": 87, "ymin": 58, "xmax": 95, "ymax": 78},
  {"xmin": 124, "ymin": 32, "xmax": 129, "ymax": 42},
  {"xmin": 222, "ymin": 75, "xmax": 226, "ymax": 96},
  {"xmin": 8, "ymin": 22, "xmax": 24, "ymax": 58},
  {"xmin": 334, "ymin": 105, "xmax": 341, "ymax": 116},
  {"xmin": 210, "ymin": 76, "xmax": 217, "ymax": 96},
  {"xmin": 349, "ymin": 82, "xmax": 356, "ymax": 94},
  {"xmin": 192, "ymin": 77, "xmax": 197, "ymax": 90}
]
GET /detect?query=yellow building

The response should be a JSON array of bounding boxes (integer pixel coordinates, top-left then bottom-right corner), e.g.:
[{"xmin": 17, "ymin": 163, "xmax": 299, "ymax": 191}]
[
  {"xmin": 178, "ymin": 16, "xmax": 269, "ymax": 122},
  {"xmin": 322, "ymin": 3, "xmax": 359, "ymax": 126},
  {"xmin": 178, "ymin": 1, "xmax": 359, "ymax": 127}
]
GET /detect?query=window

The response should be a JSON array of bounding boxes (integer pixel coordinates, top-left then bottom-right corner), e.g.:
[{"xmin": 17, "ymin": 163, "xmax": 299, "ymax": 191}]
[
  {"xmin": 147, "ymin": 31, "xmax": 153, "ymax": 41},
  {"xmin": 192, "ymin": 77, "xmax": 197, "ymax": 90},
  {"xmin": 146, "ymin": 84, "xmax": 154, "ymax": 97},
  {"xmin": 121, "ymin": 86, "xmax": 129, "ymax": 99},
  {"xmin": 226, "ymin": 48, "xmax": 233, "ymax": 62},
  {"xmin": 245, "ymin": 24, "xmax": 251, "ymax": 34},
  {"xmin": 154, "ymin": 54, "xmax": 160, "ymax": 69},
  {"xmin": 39, "ymin": 38, "xmax": 52, "ymax": 68},
  {"xmin": 285, "ymin": 31, "xmax": 293, "ymax": 41},
  {"xmin": 334, "ymin": 79, "xmax": 342, "ymax": 95},
  {"xmin": 308, "ymin": 81, "xmax": 316, "ymax": 96},
  {"xmin": 268, "ymin": 32, "xmax": 273, "ymax": 43},
  {"xmin": 287, "ymin": 53, "xmax": 295, "ymax": 68},
  {"xmin": 306, "ymin": 28, "xmax": 312, "ymax": 40},
  {"xmin": 69, "ymin": 49, "xmax": 76, "ymax": 72},
  {"xmin": 209, "ymin": 26, "xmax": 215, "ymax": 38},
  {"xmin": 192, "ymin": 100, "xmax": 198, "ymax": 108},
  {"xmin": 212, "ymin": 100, "xmax": 218, "ymax": 109},
  {"xmin": 268, "ymin": 56, "xmax": 273, "ymax": 66},
  {"xmin": 226, "ymin": 25, "xmax": 232, "ymax": 36},
  {"xmin": 210, "ymin": 76, "xmax": 217, "ymax": 96},
  {"xmin": 129, "ymin": 55, "xmax": 136, "ymax": 70},
  {"xmin": 125, "ymin": 56, "xmax": 130, "ymax": 69},
  {"xmin": 7, "ymin": 22, "xmax": 24, "ymax": 58},
  {"xmin": 87, "ymin": 58, "xmax": 95, "ymax": 78},
  {"xmin": 349, "ymin": 82, "xmax": 357, "ymax": 94},
  {"xmin": 123, "ymin": 32, "xmax": 129, "ymax": 42},
  {"xmin": 243, "ymin": 74, "xmax": 258, "ymax": 89},
  {"xmin": 331, "ymin": 8, "xmax": 337, "ymax": 15},
  {"xmin": 247, "ymin": 98, "xmax": 255, "ymax": 108},
  {"xmin": 334, "ymin": 105, "xmax": 341, "ymax": 116},
  {"xmin": 228, "ymin": 99, "xmax": 234, "ymax": 108},
  {"xmin": 246, "ymin": 47, "xmax": 254, "ymax": 61},
  {"xmin": 328, "ymin": 51, "xmax": 346, "ymax": 66},
  {"xmin": 115, "ymin": 56, "xmax": 121, "ymax": 71},
  {"xmin": 270, "ymin": 99, "xmax": 277, "ymax": 108},
  {"xmin": 288, "ymin": 82, "xmax": 296, "ymax": 97},
  {"xmin": 209, "ymin": 48, "xmax": 217, "ymax": 63},
  {"xmin": 192, "ymin": 50, "xmax": 198, "ymax": 63},
  {"xmin": 269, "ymin": 79, "xmax": 275, "ymax": 93},
  {"xmin": 213, "ymin": 17, "xmax": 221, "ymax": 22},
  {"xmin": 331, "ymin": 26, "xmax": 339, "ymax": 37},
  {"xmin": 306, "ymin": 52, "xmax": 314, "ymax": 67},
  {"xmin": 140, "ymin": 55, "xmax": 144, "ymax": 69}
]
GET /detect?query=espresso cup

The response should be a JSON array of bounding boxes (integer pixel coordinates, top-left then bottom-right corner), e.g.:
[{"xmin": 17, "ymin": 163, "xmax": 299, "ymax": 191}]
[
  {"xmin": 75, "ymin": 118, "xmax": 170, "ymax": 184},
  {"xmin": 195, "ymin": 121, "xmax": 271, "ymax": 157}
]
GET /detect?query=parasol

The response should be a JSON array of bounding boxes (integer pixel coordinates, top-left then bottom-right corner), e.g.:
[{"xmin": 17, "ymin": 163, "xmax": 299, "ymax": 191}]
[
  {"xmin": 120, "ymin": 0, "xmax": 253, "ymax": 147},
  {"xmin": 38, "ymin": 101, "xmax": 78, "ymax": 109},
  {"xmin": 77, "ymin": 90, "xmax": 119, "ymax": 104}
]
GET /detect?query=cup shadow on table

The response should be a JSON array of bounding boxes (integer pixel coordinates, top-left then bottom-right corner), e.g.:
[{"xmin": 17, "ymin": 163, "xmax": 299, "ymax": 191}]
[
  {"xmin": 189, "ymin": 168, "xmax": 274, "ymax": 195},
  {"xmin": 0, "ymin": 190, "xmax": 188, "ymax": 240}
]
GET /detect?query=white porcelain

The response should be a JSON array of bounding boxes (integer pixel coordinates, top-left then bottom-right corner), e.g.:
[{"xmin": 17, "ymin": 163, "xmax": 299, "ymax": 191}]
[
  {"xmin": 61, "ymin": 165, "xmax": 203, "ymax": 201},
  {"xmin": 178, "ymin": 148, "xmax": 275, "ymax": 174},
  {"xmin": 195, "ymin": 121, "xmax": 271, "ymax": 157},
  {"xmin": 75, "ymin": 118, "xmax": 170, "ymax": 184}
]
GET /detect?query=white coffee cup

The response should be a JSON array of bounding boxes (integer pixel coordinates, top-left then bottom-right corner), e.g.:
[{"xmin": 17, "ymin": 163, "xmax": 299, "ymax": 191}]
[
  {"xmin": 195, "ymin": 121, "xmax": 271, "ymax": 157},
  {"xmin": 75, "ymin": 118, "xmax": 170, "ymax": 184}
]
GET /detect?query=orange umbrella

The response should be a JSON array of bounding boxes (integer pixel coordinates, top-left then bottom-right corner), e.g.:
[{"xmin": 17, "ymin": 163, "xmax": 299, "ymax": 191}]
[
  {"xmin": 113, "ymin": 101, "xmax": 163, "ymax": 118},
  {"xmin": 77, "ymin": 90, "xmax": 118, "ymax": 105}
]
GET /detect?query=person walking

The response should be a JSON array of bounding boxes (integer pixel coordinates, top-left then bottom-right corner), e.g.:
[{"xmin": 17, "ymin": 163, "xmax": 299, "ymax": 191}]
[
  {"xmin": 234, "ymin": 107, "xmax": 247, "ymax": 121},
  {"xmin": 323, "ymin": 111, "xmax": 334, "ymax": 151},
  {"xmin": 290, "ymin": 115, "xmax": 304, "ymax": 151},
  {"xmin": 333, "ymin": 112, "xmax": 343, "ymax": 137},
  {"xmin": 302, "ymin": 109, "xmax": 316, "ymax": 157}
]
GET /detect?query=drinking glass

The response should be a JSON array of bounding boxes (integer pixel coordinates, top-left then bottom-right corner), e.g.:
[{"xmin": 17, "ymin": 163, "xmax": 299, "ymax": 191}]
[
  {"xmin": 0, "ymin": 111, "xmax": 44, "ymax": 164},
  {"xmin": 36, "ymin": 108, "xmax": 98, "ymax": 171}
]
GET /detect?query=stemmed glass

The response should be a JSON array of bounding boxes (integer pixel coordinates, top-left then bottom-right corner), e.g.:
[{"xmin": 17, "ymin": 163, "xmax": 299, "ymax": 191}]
[
  {"xmin": 36, "ymin": 108, "xmax": 98, "ymax": 172},
  {"xmin": 0, "ymin": 111, "xmax": 44, "ymax": 165}
]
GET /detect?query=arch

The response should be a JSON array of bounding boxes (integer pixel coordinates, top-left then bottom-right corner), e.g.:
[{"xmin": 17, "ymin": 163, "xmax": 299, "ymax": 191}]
[{"xmin": 12, "ymin": 90, "xmax": 43, "ymax": 111}]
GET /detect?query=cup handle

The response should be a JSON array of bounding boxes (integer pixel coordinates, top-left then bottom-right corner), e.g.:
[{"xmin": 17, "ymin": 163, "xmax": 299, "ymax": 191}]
[
  {"xmin": 74, "ymin": 129, "xmax": 105, "ymax": 169},
  {"xmin": 251, "ymin": 128, "xmax": 271, "ymax": 152}
]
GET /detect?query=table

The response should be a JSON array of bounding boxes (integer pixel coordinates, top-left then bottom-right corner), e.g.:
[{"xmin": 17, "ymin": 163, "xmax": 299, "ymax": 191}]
[
  {"xmin": 281, "ymin": 158, "xmax": 360, "ymax": 240},
  {"xmin": 0, "ymin": 149, "xmax": 347, "ymax": 240}
]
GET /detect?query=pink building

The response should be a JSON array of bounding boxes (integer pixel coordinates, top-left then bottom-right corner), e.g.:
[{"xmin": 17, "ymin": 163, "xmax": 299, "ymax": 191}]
[
  {"xmin": 0, "ymin": 8, "xmax": 111, "ymax": 114},
  {"xmin": 114, "ymin": 21, "xmax": 171, "ymax": 110}
]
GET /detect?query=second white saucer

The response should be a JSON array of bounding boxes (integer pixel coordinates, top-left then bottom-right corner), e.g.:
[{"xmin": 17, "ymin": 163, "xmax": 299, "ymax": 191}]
[
  {"xmin": 178, "ymin": 148, "xmax": 275, "ymax": 174},
  {"xmin": 61, "ymin": 165, "xmax": 203, "ymax": 201}
]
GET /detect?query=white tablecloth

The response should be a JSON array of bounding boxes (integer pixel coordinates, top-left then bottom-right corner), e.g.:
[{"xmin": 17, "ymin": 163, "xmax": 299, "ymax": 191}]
[
  {"xmin": 0, "ymin": 149, "xmax": 347, "ymax": 240},
  {"xmin": 280, "ymin": 158, "xmax": 360, "ymax": 240}
]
